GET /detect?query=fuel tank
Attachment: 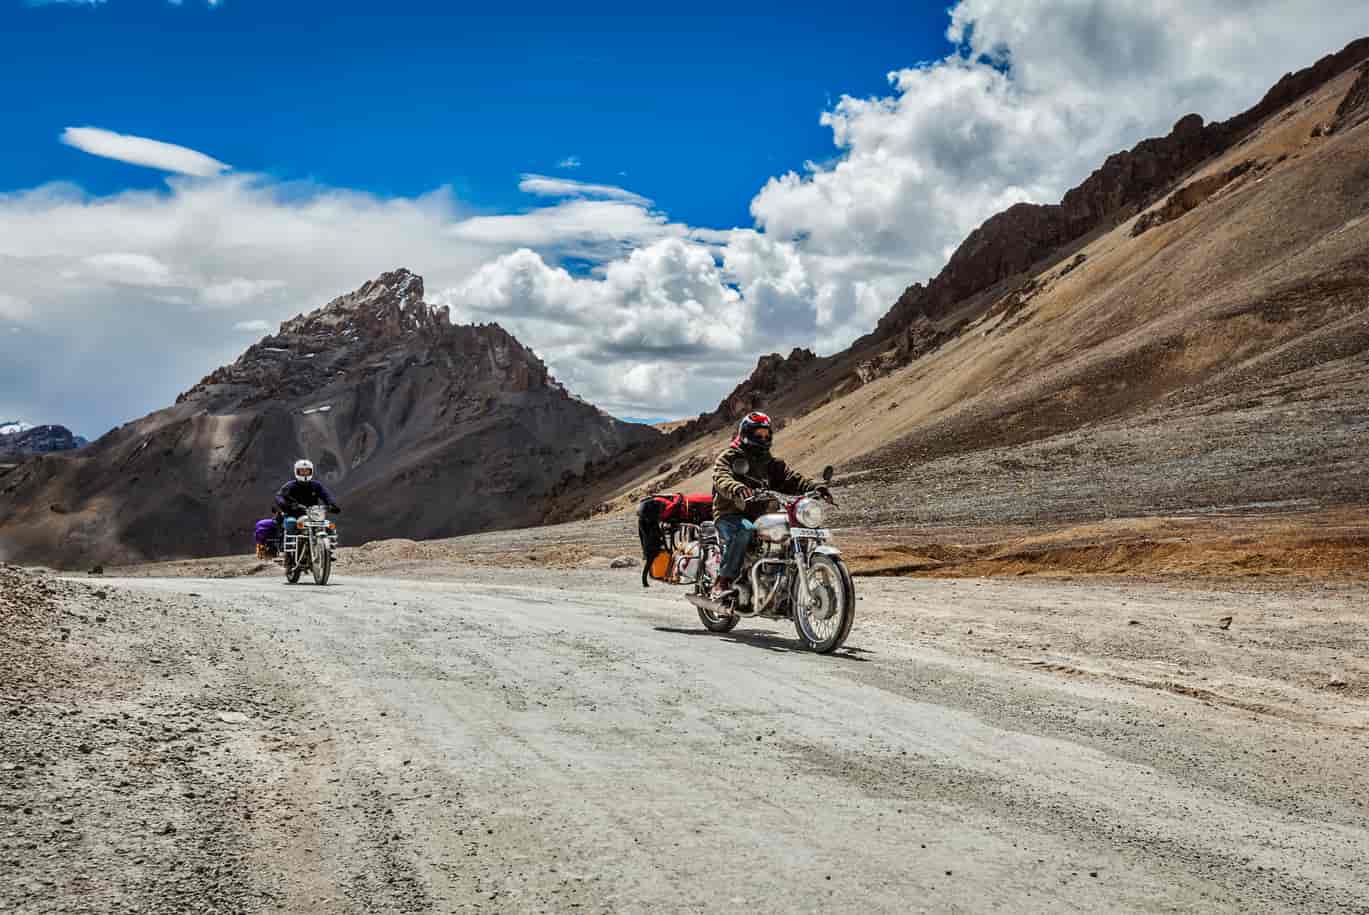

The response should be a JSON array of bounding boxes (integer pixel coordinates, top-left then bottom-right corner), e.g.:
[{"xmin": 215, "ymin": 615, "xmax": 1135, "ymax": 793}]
[{"xmin": 754, "ymin": 512, "xmax": 790, "ymax": 543}]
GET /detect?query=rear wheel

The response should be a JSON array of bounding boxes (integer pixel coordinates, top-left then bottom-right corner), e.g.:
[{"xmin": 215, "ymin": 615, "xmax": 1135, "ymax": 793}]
[
  {"xmin": 793, "ymin": 554, "xmax": 854, "ymax": 653},
  {"xmin": 311, "ymin": 539, "xmax": 331, "ymax": 585}
]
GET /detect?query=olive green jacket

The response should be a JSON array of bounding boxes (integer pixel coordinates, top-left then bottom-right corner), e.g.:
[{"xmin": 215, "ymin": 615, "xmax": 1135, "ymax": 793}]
[{"xmin": 711, "ymin": 442, "xmax": 817, "ymax": 520}]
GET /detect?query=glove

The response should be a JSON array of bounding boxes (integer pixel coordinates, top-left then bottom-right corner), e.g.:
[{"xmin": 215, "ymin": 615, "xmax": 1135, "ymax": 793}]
[
  {"xmin": 328, "ymin": 504, "xmax": 342, "ymax": 515},
  {"xmin": 738, "ymin": 486, "xmax": 754, "ymax": 501}
]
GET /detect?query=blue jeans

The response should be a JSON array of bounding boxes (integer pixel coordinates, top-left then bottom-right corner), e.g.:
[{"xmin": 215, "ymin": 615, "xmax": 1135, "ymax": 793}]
[{"xmin": 715, "ymin": 514, "xmax": 754, "ymax": 581}]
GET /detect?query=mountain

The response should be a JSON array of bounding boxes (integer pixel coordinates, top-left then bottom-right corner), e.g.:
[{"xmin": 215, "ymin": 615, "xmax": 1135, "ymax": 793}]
[
  {"xmin": 0, "ymin": 425, "xmax": 87, "ymax": 461},
  {"xmin": 0, "ymin": 269, "xmax": 660, "ymax": 567},
  {"xmin": 563, "ymin": 39, "xmax": 1369, "ymax": 530}
]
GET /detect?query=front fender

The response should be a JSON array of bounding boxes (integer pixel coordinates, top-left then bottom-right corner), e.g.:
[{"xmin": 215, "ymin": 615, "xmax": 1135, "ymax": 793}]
[{"xmin": 813, "ymin": 544, "xmax": 843, "ymax": 557}]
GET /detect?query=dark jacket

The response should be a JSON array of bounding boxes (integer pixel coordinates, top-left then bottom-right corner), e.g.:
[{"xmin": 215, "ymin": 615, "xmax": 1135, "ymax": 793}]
[
  {"xmin": 711, "ymin": 439, "xmax": 817, "ymax": 520},
  {"xmin": 274, "ymin": 479, "xmax": 338, "ymax": 516}
]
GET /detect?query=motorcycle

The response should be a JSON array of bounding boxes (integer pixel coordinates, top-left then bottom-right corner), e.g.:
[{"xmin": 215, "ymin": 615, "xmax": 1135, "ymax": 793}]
[
  {"xmin": 685, "ymin": 465, "xmax": 855, "ymax": 654},
  {"xmin": 281, "ymin": 505, "xmax": 338, "ymax": 585}
]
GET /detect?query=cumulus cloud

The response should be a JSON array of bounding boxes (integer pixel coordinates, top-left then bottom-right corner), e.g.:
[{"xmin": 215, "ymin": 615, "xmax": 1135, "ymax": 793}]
[
  {"xmin": 60, "ymin": 127, "xmax": 230, "ymax": 176},
  {"xmin": 557, "ymin": 156, "xmax": 582, "ymax": 169},
  {"xmin": 5, "ymin": 1, "xmax": 1368, "ymax": 433},
  {"xmin": 443, "ymin": 240, "xmax": 754, "ymax": 416}
]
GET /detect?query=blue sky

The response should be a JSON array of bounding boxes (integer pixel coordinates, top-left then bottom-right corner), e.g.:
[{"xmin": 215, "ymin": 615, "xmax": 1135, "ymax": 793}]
[
  {"xmin": 3, "ymin": 0, "xmax": 1367, "ymax": 438},
  {"xmin": 4, "ymin": 0, "xmax": 945, "ymax": 230}
]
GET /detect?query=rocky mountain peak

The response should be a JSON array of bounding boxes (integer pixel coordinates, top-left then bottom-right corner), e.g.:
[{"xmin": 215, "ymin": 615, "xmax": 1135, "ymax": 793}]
[
  {"xmin": 179, "ymin": 269, "xmax": 556, "ymax": 408},
  {"xmin": 278, "ymin": 267, "xmax": 447, "ymax": 341}
]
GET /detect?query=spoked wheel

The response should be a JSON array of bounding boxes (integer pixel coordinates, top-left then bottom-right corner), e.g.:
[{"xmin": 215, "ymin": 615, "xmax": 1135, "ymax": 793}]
[
  {"xmin": 311, "ymin": 541, "xmax": 331, "ymax": 586},
  {"xmin": 697, "ymin": 598, "xmax": 739, "ymax": 633},
  {"xmin": 695, "ymin": 548, "xmax": 738, "ymax": 633},
  {"xmin": 285, "ymin": 550, "xmax": 303, "ymax": 584},
  {"xmin": 286, "ymin": 536, "xmax": 305, "ymax": 586},
  {"xmin": 793, "ymin": 554, "xmax": 854, "ymax": 653}
]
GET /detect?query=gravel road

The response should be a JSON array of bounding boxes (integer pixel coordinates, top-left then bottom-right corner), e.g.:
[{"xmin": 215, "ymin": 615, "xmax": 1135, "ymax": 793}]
[{"xmin": 4, "ymin": 567, "xmax": 1368, "ymax": 913}]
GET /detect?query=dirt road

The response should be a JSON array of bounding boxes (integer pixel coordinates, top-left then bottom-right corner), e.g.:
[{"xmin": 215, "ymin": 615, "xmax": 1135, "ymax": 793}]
[{"xmin": 4, "ymin": 567, "xmax": 1368, "ymax": 913}]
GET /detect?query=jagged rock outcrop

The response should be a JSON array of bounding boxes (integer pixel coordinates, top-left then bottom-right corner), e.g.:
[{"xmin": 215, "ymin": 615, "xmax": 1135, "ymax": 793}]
[
  {"xmin": 851, "ymin": 319, "xmax": 957, "ymax": 389},
  {"xmin": 0, "ymin": 425, "xmax": 87, "ymax": 461},
  {"xmin": 869, "ymin": 38, "xmax": 1369, "ymax": 342},
  {"xmin": 1131, "ymin": 159, "xmax": 1261, "ymax": 237},
  {"xmin": 0, "ymin": 269, "xmax": 659, "ymax": 567},
  {"xmin": 1332, "ymin": 62, "xmax": 1369, "ymax": 133}
]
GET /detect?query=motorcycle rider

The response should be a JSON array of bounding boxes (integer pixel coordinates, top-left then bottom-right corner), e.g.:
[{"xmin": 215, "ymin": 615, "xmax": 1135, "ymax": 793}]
[
  {"xmin": 710, "ymin": 412, "xmax": 829, "ymax": 602},
  {"xmin": 275, "ymin": 459, "xmax": 341, "ymax": 545}
]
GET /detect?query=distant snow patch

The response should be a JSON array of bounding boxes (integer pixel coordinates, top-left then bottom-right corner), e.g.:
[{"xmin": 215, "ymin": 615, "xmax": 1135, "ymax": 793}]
[
  {"xmin": 301, "ymin": 404, "xmax": 332, "ymax": 415},
  {"xmin": 0, "ymin": 421, "xmax": 33, "ymax": 436}
]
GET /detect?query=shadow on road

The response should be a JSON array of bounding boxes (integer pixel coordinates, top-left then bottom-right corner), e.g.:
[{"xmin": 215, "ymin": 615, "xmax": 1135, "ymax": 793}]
[{"xmin": 653, "ymin": 626, "xmax": 872, "ymax": 661}]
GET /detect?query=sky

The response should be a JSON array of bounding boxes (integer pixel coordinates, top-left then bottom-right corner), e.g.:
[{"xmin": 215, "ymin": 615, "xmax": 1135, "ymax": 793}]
[{"xmin": 3, "ymin": 0, "xmax": 1368, "ymax": 438}]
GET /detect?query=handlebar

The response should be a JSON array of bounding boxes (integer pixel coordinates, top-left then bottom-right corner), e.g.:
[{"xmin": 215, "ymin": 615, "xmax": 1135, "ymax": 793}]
[{"xmin": 745, "ymin": 488, "xmax": 836, "ymax": 507}]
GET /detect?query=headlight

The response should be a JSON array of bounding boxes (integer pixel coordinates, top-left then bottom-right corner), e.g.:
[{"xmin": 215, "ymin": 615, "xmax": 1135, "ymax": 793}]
[
  {"xmin": 795, "ymin": 497, "xmax": 826, "ymax": 528},
  {"xmin": 307, "ymin": 505, "xmax": 327, "ymax": 522}
]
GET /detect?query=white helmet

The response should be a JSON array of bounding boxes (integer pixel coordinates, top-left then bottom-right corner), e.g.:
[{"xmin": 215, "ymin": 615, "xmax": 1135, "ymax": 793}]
[{"xmin": 293, "ymin": 459, "xmax": 315, "ymax": 483}]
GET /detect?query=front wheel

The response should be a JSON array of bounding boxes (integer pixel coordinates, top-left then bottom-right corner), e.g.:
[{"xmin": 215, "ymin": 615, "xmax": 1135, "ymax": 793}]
[
  {"xmin": 285, "ymin": 534, "xmax": 306, "ymax": 584},
  {"xmin": 285, "ymin": 549, "xmax": 303, "ymax": 584},
  {"xmin": 695, "ymin": 546, "xmax": 738, "ymax": 633},
  {"xmin": 793, "ymin": 554, "xmax": 854, "ymax": 653},
  {"xmin": 311, "ymin": 539, "xmax": 331, "ymax": 585}
]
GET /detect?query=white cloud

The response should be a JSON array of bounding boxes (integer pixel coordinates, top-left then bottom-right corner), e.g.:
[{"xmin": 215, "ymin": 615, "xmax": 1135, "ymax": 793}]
[
  {"xmin": 201, "ymin": 278, "xmax": 287, "ymax": 308},
  {"xmin": 78, "ymin": 252, "xmax": 175, "ymax": 287},
  {"xmin": 517, "ymin": 174, "xmax": 651, "ymax": 207},
  {"xmin": 0, "ymin": 294, "xmax": 33, "ymax": 321},
  {"xmin": 557, "ymin": 156, "xmax": 582, "ymax": 169},
  {"xmin": 448, "ymin": 198, "xmax": 686, "ymax": 255},
  {"xmin": 60, "ymin": 127, "xmax": 230, "ymax": 176},
  {"xmin": 443, "ymin": 240, "xmax": 754, "ymax": 416},
  {"xmin": 233, "ymin": 319, "xmax": 272, "ymax": 333}
]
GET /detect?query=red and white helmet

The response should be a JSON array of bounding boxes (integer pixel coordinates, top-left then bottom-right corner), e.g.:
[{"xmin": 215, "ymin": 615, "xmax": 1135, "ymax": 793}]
[
  {"xmin": 737, "ymin": 411, "xmax": 773, "ymax": 453},
  {"xmin": 293, "ymin": 459, "xmax": 315, "ymax": 483}
]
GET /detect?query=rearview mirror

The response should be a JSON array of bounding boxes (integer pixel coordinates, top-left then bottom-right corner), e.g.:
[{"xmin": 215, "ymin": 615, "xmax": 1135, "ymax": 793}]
[
  {"xmin": 731, "ymin": 457, "xmax": 751, "ymax": 478},
  {"xmin": 821, "ymin": 465, "xmax": 834, "ymax": 483}
]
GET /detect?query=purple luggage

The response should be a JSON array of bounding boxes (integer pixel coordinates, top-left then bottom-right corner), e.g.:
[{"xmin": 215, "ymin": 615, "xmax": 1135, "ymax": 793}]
[{"xmin": 254, "ymin": 518, "xmax": 279, "ymax": 546}]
